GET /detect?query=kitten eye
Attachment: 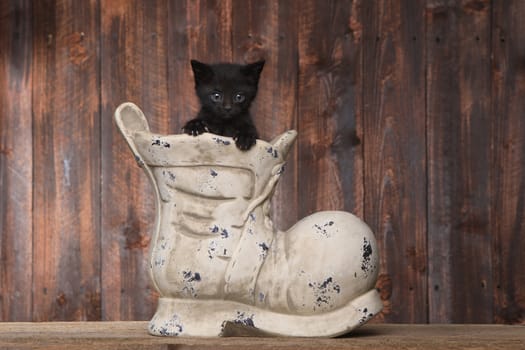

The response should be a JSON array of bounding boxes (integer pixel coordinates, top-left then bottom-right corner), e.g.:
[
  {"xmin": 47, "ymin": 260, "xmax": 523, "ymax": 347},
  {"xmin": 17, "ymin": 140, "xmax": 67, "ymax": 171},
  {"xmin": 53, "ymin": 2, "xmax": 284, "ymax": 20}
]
[
  {"xmin": 233, "ymin": 93, "xmax": 245, "ymax": 103},
  {"xmin": 210, "ymin": 92, "xmax": 223, "ymax": 103}
]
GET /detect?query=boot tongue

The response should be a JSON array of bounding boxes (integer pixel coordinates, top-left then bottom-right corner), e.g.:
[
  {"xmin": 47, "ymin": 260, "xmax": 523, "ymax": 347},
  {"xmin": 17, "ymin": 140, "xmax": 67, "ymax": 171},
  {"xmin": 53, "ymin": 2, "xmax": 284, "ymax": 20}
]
[{"xmin": 270, "ymin": 130, "xmax": 297, "ymax": 160}]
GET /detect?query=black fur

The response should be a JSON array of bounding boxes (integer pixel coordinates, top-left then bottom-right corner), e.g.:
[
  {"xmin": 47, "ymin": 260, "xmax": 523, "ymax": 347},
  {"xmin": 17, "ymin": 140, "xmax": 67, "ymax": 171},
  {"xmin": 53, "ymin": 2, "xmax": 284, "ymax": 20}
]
[{"xmin": 182, "ymin": 60, "xmax": 264, "ymax": 151}]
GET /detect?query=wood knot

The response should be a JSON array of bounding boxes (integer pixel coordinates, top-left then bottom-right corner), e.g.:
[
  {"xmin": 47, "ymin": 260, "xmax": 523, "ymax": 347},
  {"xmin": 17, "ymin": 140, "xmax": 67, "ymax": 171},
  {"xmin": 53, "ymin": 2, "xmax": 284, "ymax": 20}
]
[
  {"xmin": 125, "ymin": 233, "xmax": 150, "ymax": 250},
  {"xmin": 67, "ymin": 32, "xmax": 89, "ymax": 66},
  {"xmin": 376, "ymin": 274, "xmax": 392, "ymax": 300},
  {"xmin": 56, "ymin": 292, "xmax": 67, "ymax": 306},
  {"xmin": 242, "ymin": 35, "xmax": 266, "ymax": 63}
]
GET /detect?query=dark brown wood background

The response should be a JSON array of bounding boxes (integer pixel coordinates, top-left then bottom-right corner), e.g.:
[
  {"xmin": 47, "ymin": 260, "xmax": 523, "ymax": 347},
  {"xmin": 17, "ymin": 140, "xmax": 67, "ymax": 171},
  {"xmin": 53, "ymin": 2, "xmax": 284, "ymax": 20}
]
[{"xmin": 1, "ymin": 0, "xmax": 524, "ymax": 324}]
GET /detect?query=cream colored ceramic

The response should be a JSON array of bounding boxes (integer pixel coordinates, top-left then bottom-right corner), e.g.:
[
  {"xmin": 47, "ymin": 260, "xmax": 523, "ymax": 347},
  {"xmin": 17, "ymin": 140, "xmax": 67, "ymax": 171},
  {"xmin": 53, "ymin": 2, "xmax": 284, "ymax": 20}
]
[{"xmin": 115, "ymin": 102, "xmax": 382, "ymax": 337}]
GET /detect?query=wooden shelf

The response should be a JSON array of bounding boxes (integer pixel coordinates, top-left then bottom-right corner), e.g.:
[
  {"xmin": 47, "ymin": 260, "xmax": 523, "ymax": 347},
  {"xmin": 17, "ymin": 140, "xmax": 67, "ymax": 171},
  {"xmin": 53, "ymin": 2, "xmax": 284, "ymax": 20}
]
[{"xmin": 0, "ymin": 322, "xmax": 523, "ymax": 349}]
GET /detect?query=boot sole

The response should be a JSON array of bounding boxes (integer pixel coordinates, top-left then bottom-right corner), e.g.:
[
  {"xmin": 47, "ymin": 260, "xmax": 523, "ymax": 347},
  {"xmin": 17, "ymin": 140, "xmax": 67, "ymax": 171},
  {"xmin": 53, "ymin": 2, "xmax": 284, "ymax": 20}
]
[{"xmin": 148, "ymin": 288, "xmax": 382, "ymax": 337}]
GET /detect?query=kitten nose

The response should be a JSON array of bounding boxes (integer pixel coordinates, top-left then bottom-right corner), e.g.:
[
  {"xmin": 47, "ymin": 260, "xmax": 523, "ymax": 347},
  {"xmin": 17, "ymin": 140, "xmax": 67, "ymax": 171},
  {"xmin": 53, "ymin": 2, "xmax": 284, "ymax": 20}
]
[{"xmin": 224, "ymin": 105, "xmax": 232, "ymax": 111}]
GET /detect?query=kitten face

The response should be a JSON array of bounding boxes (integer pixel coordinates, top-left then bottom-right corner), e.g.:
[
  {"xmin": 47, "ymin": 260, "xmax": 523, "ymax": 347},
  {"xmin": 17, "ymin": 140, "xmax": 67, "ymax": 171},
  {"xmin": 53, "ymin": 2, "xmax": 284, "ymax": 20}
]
[{"xmin": 191, "ymin": 60, "xmax": 264, "ymax": 120}]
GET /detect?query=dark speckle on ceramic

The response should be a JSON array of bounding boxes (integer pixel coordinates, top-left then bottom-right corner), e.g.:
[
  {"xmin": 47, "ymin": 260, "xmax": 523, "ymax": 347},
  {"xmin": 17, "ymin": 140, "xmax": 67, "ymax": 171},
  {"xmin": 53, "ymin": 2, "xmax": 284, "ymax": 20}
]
[
  {"xmin": 357, "ymin": 307, "xmax": 375, "ymax": 325},
  {"xmin": 258, "ymin": 242, "xmax": 269, "ymax": 260},
  {"xmin": 265, "ymin": 146, "xmax": 279, "ymax": 158},
  {"xmin": 152, "ymin": 138, "xmax": 171, "ymax": 148},
  {"xmin": 361, "ymin": 238, "xmax": 375, "ymax": 276},
  {"xmin": 212, "ymin": 137, "xmax": 232, "ymax": 146},
  {"xmin": 208, "ymin": 240, "xmax": 217, "ymax": 259},
  {"xmin": 154, "ymin": 258, "xmax": 166, "ymax": 267},
  {"xmin": 313, "ymin": 221, "xmax": 335, "ymax": 238},
  {"xmin": 134, "ymin": 155, "xmax": 145, "ymax": 167},
  {"xmin": 234, "ymin": 311, "xmax": 255, "ymax": 328},
  {"xmin": 209, "ymin": 225, "xmax": 229, "ymax": 239},
  {"xmin": 183, "ymin": 270, "xmax": 201, "ymax": 283},
  {"xmin": 151, "ymin": 314, "xmax": 184, "ymax": 336},
  {"xmin": 308, "ymin": 276, "xmax": 341, "ymax": 311},
  {"xmin": 182, "ymin": 270, "xmax": 202, "ymax": 297}
]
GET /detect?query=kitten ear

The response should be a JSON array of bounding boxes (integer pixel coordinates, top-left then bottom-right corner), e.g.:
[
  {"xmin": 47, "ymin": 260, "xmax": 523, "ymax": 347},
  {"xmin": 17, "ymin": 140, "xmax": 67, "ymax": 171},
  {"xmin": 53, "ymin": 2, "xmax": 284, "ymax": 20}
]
[
  {"xmin": 191, "ymin": 60, "xmax": 214, "ymax": 85},
  {"xmin": 241, "ymin": 60, "xmax": 265, "ymax": 82}
]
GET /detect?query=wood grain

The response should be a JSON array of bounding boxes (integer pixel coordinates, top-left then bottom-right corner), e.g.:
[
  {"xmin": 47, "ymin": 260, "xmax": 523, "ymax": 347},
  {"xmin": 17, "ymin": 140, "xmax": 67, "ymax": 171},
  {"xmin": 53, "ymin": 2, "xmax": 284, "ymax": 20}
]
[
  {"xmin": 0, "ymin": 323, "xmax": 523, "ymax": 350},
  {"xmin": 0, "ymin": 0, "xmax": 33, "ymax": 321},
  {"xmin": 142, "ymin": 1, "xmax": 170, "ymax": 134},
  {"xmin": 297, "ymin": 0, "xmax": 364, "ymax": 219},
  {"xmin": 31, "ymin": 0, "xmax": 101, "ymax": 321},
  {"xmin": 100, "ymin": 0, "xmax": 168, "ymax": 321},
  {"xmin": 491, "ymin": 0, "xmax": 525, "ymax": 325},
  {"xmin": 426, "ymin": 0, "xmax": 493, "ymax": 323},
  {"xmin": 362, "ymin": 0, "xmax": 427, "ymax": 322}
]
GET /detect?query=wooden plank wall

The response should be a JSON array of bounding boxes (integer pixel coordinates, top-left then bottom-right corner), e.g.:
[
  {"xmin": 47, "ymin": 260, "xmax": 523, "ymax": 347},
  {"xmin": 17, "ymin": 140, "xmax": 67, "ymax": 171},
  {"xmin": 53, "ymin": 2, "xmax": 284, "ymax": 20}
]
[
  {"xmin": 426, "ymin": 0, "xmax": 493, "ymax": 323},
  {"xmin": 363, "ymin": 0, "xmax": 428, "ymax": 323},
  {"xmin": 0, "ymin": 0, "xmax": 524, "ymax": 324}
]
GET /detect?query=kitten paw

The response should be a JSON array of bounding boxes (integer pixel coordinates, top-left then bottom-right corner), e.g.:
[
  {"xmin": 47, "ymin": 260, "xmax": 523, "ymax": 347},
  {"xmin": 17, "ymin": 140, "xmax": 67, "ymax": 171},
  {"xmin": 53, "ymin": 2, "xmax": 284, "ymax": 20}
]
[
  {"xmin": 234, "ymin": 133, "xmax": 257, "ymax": 151},
  {"xmin": 182, "ymin": 119, "xmax": 208, "ymax": 136}
]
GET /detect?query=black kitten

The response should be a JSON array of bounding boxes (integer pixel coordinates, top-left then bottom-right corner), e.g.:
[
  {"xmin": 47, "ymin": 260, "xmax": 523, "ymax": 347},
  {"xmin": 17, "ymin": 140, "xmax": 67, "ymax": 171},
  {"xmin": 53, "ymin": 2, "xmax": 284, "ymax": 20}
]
[{"xmin": 182, "ymin": 59, "xmax": 264, "ymax": 151}]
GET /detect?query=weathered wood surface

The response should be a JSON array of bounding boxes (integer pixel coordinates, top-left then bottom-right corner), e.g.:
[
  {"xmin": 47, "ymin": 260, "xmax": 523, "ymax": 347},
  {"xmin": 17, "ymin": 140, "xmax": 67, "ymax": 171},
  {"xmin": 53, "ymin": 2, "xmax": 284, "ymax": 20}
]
[
  {"xmin": 31, "ymin": 0, "xmax": 101, "ymax": 321},
  {"xmin": 100, "ymin": 0, "xmax": 166, "ymax": 320},
  {"xmin": 0, "ymin": 323, "xmax": 523, "ymax": 350},
  {"xmin": 0, "ymin": 0, "xmax": 33, "ymax": 322},
  {"xmin": 362, "ymin": 0, "xmax": 427, "ymax": 323},
  {"xmin": 297, "ymin": 0, "xmax": 364, "ymax": 219},
  {"xmin": 426, "ymin": 0, "xmax": 493, "ymax": 323},
  {"xmin": 490, "ymin": 0, "xmax": 525, "ymax": 325},
  {"xmin": 1, "ymin": 0, "xmax": 525, "ymax": 324}
]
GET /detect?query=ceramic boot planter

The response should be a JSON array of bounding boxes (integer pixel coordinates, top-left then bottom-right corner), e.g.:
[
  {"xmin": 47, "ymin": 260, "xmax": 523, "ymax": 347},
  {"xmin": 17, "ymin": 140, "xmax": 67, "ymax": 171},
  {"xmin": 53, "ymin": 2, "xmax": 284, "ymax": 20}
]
[{"xmin": 114, "ymin": 102, "xmax": 382, "ymax": 337}]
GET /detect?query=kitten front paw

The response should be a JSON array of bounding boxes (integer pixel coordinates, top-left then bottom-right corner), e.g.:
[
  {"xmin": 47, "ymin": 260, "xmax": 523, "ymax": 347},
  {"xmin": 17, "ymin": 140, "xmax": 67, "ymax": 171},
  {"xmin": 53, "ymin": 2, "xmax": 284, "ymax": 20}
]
[
  {"xmin": 182, "ymin": 119, "xmax": 208, "ymax": 136},
  {"xmin": 234, "ymin": 133, "xmax": 257, "ymax": 151}
]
